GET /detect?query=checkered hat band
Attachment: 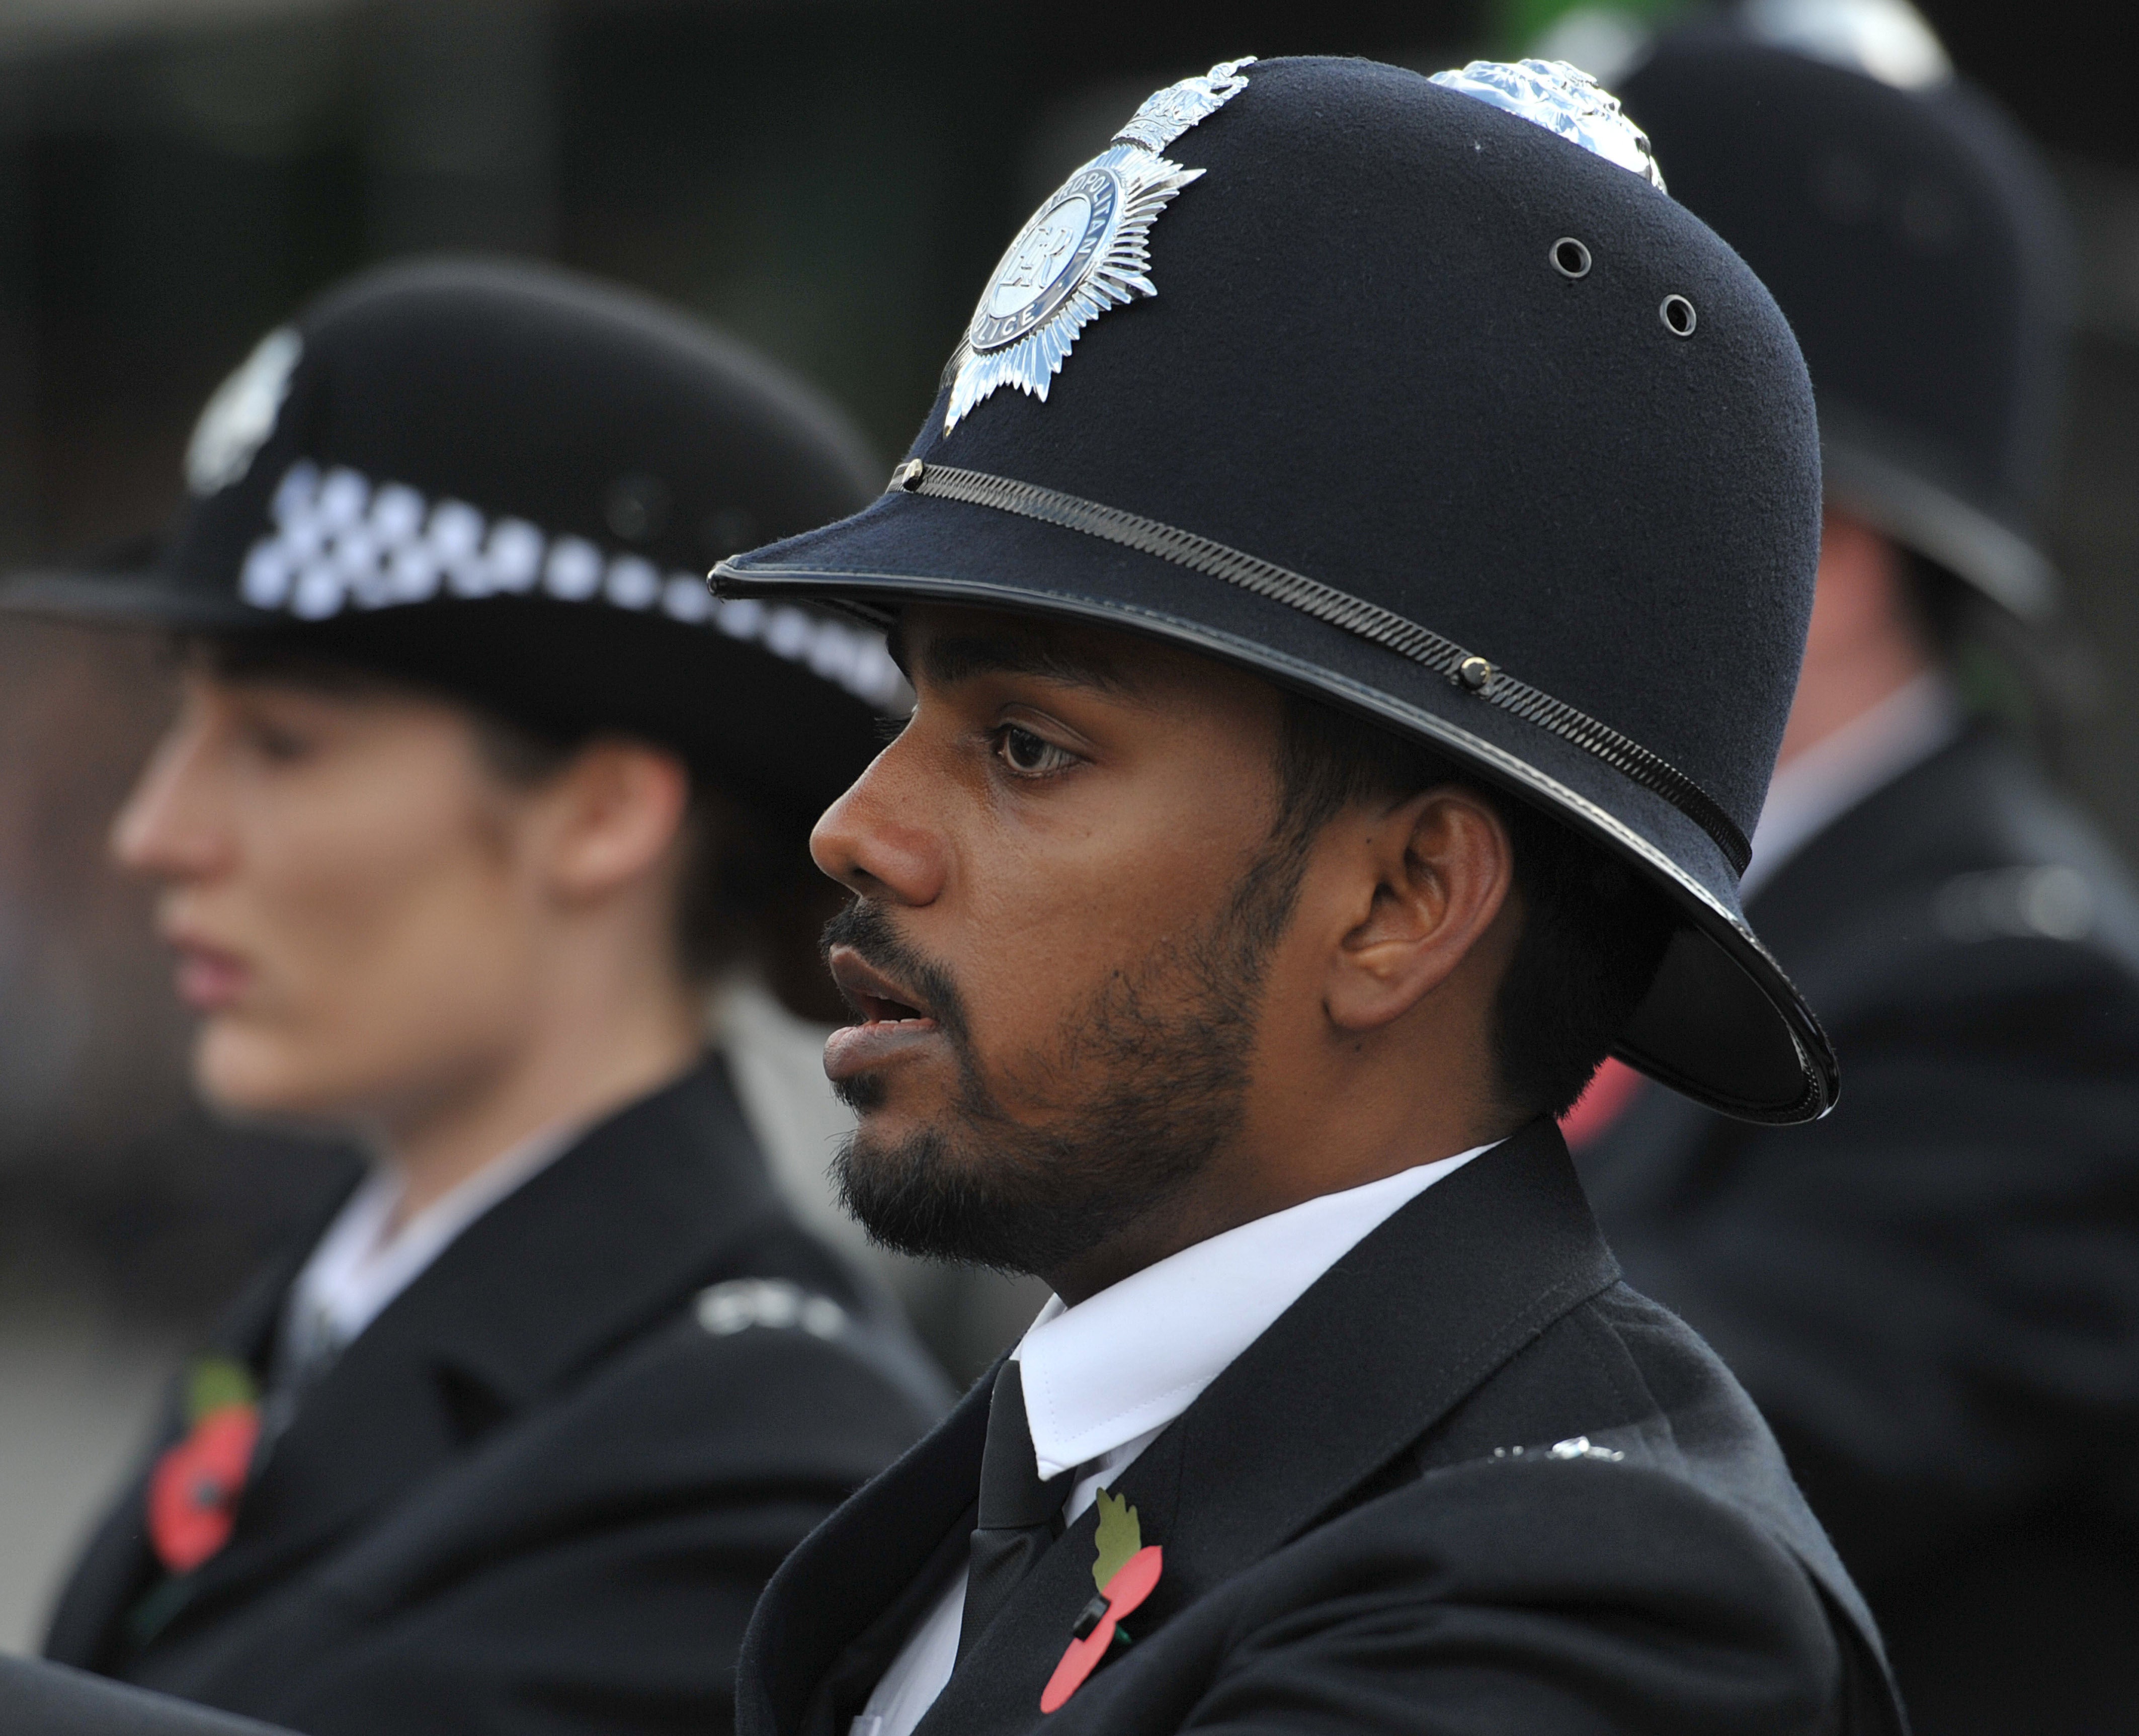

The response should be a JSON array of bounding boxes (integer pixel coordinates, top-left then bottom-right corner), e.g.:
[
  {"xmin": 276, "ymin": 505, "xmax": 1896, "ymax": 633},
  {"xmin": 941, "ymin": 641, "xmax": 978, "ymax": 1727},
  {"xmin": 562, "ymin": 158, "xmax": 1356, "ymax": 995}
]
[{"xmin": 237, "ymin": 459, "xmax": 906, "ymax": 711}]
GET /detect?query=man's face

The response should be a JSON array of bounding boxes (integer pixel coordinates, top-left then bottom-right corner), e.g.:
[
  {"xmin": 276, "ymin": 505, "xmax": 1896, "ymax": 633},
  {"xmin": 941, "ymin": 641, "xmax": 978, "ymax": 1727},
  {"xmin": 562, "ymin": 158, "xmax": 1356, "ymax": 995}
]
[{"xmin": 811, "ymin": 604, "xmax": 1298, "ymax": 1277}]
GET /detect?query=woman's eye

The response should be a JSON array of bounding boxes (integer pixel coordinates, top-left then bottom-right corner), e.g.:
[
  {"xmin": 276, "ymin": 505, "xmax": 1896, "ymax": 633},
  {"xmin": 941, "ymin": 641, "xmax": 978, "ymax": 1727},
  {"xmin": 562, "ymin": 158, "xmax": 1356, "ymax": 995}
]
[
  {"xmin": 993, "ymin": 725, "xmax": 1076, "ymax": 777},
  {"xmin": 245, "ymin": 720, "xmax": 316, "ymax": 764}
]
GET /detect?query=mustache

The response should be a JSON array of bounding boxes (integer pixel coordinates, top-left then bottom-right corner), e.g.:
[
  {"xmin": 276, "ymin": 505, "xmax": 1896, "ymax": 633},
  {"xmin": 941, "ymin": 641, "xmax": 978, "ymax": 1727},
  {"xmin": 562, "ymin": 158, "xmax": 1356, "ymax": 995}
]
[{"xmin": 820, "ymin": 900, "xmax": 972, "ymax": 1051}]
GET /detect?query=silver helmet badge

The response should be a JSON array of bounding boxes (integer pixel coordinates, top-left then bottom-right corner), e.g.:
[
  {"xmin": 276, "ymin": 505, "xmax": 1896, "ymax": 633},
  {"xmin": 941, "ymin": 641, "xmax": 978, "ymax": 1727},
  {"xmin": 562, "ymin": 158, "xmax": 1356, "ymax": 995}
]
[
  {"xmin": 186, "ymin": 327, "xmax": 303, "ymax": 497},
  {"xmin": 1429, "ymin": 58, "xmax": 1666, "ymax": 193},
  {"xmin": 942, "ymin": 58, "xmax": 1255, "ymax": 433}
]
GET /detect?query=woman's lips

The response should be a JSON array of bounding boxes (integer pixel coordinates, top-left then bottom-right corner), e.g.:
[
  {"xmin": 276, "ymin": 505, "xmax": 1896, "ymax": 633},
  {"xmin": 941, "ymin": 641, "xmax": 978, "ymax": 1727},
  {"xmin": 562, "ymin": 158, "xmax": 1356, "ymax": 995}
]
[{"xmin": 172, "ymin": 945, "xmax": 251, "ymax": 1013}]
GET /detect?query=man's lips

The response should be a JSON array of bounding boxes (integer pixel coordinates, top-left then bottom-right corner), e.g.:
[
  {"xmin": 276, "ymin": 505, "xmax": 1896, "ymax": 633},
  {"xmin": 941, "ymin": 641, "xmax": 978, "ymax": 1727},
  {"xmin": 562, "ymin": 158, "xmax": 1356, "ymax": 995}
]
[
  {"xmin": 824, "ymin": 944, "xmax": 941, "ymax": 1084},
  {"xmin": 827, "ymin": 944, "xmax": 935, "ymax": 1024}
]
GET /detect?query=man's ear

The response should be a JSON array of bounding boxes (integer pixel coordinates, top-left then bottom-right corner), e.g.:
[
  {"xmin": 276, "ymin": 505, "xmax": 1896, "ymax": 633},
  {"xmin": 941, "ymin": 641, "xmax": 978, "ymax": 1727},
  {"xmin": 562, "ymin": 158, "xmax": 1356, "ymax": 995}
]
[
  {"xmin": 537, "ymin": 739, "xmax": 692, "ymax": 904},
  {"xmin": 1320, "ymin": 784, "xmax": 1516, "ymax": 1034}
]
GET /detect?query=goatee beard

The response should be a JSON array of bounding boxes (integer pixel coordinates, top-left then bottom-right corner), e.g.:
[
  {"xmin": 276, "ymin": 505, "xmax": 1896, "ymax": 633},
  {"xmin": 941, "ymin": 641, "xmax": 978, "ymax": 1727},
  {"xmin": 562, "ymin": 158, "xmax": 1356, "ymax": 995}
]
[{"xmin": 824, "ymin": 841, "xmax": 1307, "ymax": 1278}]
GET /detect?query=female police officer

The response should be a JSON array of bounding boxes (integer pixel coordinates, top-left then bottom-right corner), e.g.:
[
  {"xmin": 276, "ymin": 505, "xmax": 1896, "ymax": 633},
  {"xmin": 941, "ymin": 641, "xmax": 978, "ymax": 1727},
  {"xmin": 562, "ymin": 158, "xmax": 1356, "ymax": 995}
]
[{"xmin": 0, "ymin": 258, "xmax": 944, "ymax": 1736}]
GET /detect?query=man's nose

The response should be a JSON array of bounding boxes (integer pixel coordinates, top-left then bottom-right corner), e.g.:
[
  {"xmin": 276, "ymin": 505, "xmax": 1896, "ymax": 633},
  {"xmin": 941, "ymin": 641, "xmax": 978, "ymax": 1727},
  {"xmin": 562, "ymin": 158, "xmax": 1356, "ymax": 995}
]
[{"xmin": 810, "ymin": 737, "xmax": 948, "ymax": 908}]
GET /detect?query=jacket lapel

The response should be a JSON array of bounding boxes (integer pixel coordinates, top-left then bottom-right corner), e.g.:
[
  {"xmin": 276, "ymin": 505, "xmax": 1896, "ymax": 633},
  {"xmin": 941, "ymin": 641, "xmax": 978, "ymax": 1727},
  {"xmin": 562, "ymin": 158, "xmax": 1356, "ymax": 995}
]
[
  {"xmin": 791, "ymin": 1123, "xmax": 1619, "ymax": 1736},
  {"xmin": 1741, "ymin": 727, "xmax": 1990, "ymax": 971},
  {"xmin": 742, "ymin": 1371, "xmax": 994, "ymax": 1736},
  {"xmin": 41, "ymin": 1200, "xmax": 342, "ymax": 1669},
  {"xmin": 131, "ymin": 1057, "xmax": 787, "ymax": 1643}
]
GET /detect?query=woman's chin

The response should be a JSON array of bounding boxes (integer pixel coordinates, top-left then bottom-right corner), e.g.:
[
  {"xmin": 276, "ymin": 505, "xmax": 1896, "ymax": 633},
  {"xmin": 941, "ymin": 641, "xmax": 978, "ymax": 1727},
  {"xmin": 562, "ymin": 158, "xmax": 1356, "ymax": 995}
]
[{"xmin": 192, "ymin": 1024, "xmax": 346, "ymax": 1123}]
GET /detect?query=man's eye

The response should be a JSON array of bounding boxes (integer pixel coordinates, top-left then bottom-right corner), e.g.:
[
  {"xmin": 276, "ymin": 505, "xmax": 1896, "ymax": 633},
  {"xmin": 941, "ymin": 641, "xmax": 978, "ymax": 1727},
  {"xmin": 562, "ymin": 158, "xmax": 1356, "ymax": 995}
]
[{"xmin": 993, "ymin": 725, "xmax": 1076, "ymax": 777}]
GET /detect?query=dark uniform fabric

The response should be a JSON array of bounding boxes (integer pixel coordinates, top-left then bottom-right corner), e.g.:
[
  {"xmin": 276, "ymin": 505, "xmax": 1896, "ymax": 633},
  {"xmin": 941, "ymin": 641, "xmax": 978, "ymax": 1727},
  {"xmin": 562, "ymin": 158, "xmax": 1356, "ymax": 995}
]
[
  {"xmin": 737, "ymin": 1121, "xmax": 1902, "ymax": 1736},
  {"xmin": 41, "ymin": 1058, "xmax": 951, "ymax": 1736},
  {"xmin": 0, "ymin": 1659, "xmax": 284, "ymax": 1736},
  {"xmin": 1579, "ymin": 726, "xmax": 2139, "ymax": 1734}
]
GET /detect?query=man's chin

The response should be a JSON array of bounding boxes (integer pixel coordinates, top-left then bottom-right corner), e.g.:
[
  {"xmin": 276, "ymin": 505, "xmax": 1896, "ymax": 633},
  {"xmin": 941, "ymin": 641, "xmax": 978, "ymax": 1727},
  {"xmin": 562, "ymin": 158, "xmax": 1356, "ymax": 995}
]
[
  {"xmin": 832, "ymin": 1125, "xmax": 1044, "ymax": 1272},
  {"xmin": 830, "ymin": 1074, "xmax": 955, "ymax": 1142}
]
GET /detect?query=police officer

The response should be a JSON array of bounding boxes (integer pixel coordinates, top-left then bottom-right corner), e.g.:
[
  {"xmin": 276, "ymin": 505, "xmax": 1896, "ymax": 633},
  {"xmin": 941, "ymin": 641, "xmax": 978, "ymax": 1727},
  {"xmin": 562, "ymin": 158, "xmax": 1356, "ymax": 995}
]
[
  {"xmin": 696, "ymin": 55, "xmax": 1901, "ymax": 1735},
  {"xmin": 0, "ymin": 258, "xmax": 947, "ymax": 1736},
  {"xmin": 1567, "ymin": 20, "xmax": 2139, "ymax": 1733},
  {"xmin": 0, "ymin": 53, "xmax": 1912, "ymax": 1736}
]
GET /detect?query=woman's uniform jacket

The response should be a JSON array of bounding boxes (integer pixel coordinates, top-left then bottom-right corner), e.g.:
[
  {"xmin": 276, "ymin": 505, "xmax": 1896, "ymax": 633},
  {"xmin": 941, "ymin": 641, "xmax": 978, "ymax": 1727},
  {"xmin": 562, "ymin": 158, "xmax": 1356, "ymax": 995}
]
[{"xmin": 36, "ymin": 1056, "xmax": 950, "ymax": 1736}]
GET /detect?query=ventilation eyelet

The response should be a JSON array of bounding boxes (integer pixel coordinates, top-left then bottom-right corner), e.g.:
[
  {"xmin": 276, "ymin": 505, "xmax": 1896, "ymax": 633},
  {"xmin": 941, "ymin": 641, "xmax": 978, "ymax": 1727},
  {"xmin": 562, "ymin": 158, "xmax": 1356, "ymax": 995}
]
[
  {"xmin": 1660, "ymin": 294, "xmax": 1697, "ymax": 337},
  {"xmin": 1550, "ymin": 237, "xmax": 1591, "ymax": 280}
]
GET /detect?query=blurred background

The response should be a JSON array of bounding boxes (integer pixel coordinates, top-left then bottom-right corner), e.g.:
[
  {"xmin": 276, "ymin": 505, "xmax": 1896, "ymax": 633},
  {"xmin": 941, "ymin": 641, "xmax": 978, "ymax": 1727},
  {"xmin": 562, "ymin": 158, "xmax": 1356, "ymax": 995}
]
[{"xmin": 0, "ymin": 0, "xmax": 2132, "ymax": 1656}]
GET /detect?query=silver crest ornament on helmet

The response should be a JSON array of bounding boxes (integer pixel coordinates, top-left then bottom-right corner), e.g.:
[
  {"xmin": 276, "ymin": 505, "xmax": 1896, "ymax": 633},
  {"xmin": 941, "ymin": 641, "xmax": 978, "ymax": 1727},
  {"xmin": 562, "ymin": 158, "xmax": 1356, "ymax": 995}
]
[
  {"xmin": 1430, "ymin": 58, "xmax": 1667, "ymax": 192},
  {"xmin": 186, "ymin": 327, "xmax": 302, "ymax": 497},
  {"xmin": 942, "ymin": 58, "xmax": 1256, "ymax": 432}
]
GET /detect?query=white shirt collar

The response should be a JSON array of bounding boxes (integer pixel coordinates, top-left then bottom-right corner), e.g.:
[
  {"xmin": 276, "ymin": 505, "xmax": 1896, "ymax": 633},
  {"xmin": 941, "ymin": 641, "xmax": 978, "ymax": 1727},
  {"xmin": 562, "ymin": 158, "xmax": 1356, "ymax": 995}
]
[
  {"xmin": 1013, "ymin": 1142, "xmax": 1495, "ymax": 1481},
  {"xmin": 1741, "ymin": 671, "xmax": 1961, "ymax": 902},
  {"xmin": 852, "ymin": 1139, "xmax": 1501, "ymax": 1736},
  {"xmin": 287, "ymin": 1118, "xmax": 583, "ymax": 1357}
]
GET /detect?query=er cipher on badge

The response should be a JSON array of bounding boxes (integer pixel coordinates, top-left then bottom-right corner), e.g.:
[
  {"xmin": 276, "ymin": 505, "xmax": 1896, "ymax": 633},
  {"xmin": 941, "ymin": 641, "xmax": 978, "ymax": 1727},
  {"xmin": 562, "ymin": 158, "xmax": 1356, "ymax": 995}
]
[{"xmin": 942, "ymin": 58, "xmax": 1256, "ymax": 432}]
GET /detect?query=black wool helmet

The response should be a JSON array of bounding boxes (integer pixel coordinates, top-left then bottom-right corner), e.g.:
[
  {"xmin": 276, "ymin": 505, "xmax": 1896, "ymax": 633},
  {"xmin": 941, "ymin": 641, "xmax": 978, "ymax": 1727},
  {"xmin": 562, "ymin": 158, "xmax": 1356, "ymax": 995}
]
[
  {"xmin": 1616, "ymin": 12, "xmax": 2073, "ymax": 620},
  {"xmin": 1, "ymin": 256, "xmax": 903, "ymax": 823},
  {"xmin": 716, "ymin": 55, "xmax": 1835, "ymax": 1124}
]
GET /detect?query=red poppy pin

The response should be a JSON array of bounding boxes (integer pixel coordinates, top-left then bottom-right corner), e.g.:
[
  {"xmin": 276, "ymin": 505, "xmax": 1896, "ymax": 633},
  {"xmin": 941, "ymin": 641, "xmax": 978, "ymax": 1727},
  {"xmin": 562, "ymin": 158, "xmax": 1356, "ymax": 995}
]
[
  {"xmin": 1041, "ymin": 1488, "xmax": 1162, "ymax": 1714},
  {"xmin": 147, "ymin": 1356, "xmax": 261, "ymax": 1575},
  {"xmin": 1559, "ymin": 1056, "xmax": 1646, "ymax": 1150}
]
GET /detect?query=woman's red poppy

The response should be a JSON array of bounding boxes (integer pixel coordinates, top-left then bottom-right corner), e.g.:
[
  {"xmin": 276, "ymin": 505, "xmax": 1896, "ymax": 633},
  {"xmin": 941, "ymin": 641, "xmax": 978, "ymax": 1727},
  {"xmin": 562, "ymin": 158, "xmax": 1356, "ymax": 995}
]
[{"xmin": 147, "ymin": 1402, "xmax": 261, "ymax": 1574}]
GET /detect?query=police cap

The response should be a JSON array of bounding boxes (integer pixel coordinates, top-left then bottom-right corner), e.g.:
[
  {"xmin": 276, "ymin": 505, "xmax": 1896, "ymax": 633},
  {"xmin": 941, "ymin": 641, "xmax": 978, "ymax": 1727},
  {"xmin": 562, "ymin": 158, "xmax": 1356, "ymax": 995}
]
[
  {"xmin": 3, "ymin": 257, "xmax": 903, "ymax": 823},
  {"xmin": 1618, "ymin": 16, "xmax": 2073, "ymax": 620}
]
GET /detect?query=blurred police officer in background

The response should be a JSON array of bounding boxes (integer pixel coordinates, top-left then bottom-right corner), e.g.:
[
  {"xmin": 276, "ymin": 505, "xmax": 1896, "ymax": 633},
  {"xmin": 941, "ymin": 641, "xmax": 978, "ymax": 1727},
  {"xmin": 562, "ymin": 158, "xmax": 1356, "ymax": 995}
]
[
  {"xmin": 0, "ymin": 257, "xmax": 948, "ymax": 1736},
  {"xmin": 1566, "ymin": 8, "xmax": 2139, "ymax": 1730}
]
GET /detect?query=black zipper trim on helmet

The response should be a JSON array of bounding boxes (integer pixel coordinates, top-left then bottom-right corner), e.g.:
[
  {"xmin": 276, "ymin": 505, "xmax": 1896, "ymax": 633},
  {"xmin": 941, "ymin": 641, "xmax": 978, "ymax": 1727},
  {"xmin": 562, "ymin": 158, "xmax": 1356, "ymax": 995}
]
[{"xmin": 888, "ymin": 459, "xmax": 1753, "ymax": 877}]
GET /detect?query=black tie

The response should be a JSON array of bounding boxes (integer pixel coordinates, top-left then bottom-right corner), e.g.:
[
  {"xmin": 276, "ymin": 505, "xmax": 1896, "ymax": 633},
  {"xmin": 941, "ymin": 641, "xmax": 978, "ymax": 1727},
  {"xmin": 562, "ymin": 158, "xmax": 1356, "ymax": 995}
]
[{"xmin": 958, "ymin": 1360, "xmax": 1070, "ymax": 1660}]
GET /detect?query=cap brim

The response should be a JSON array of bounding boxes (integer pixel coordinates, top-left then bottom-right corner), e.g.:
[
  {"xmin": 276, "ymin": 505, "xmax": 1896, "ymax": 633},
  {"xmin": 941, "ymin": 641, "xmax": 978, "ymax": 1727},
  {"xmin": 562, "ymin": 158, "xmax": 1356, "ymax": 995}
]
[
  {"xmin": 0, "ymin": 562, "xmax": 896, "ymax": 825},
  {"xmin": 1820, "ymin": 428, "xmax": 2058, "ymax": 622},
  {"xmin": 718, "ymin": 488, "xmax": 1837, "ymax": 1125},
  {"xmin": 0, "ymin": 567, "xmax": 258, "ymax": 632}
]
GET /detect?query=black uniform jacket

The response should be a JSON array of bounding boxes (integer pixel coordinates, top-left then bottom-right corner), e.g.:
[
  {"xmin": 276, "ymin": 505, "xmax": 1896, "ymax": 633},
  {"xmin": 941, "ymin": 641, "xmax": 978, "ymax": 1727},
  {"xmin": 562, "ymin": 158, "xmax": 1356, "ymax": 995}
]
[
  {"xmin": 1579, "ymin": 726, "xmax": 2139, "ymax": 1736},
  {"xmin": 738, "ymin": 1120, "xmax": 1905, "ymax": 1736},
  {"xmin": 39, "ymin": 1055, "xmax": 951, "ymax": 1736}
]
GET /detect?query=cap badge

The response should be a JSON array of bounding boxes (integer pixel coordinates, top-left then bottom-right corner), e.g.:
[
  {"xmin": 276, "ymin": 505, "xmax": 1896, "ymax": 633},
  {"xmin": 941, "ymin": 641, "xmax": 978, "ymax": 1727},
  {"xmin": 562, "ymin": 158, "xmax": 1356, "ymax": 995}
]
[
  {"xmin": 1429, "ymin": 59, "xmax": 1666, "ymax": 193},
  {"xmin": 186, "ymin": 327, "xmax": 302, "ymax": 497},
  {"xmin": 942, "ymin": 58, "xmax": 1254, "ymax": 433}
]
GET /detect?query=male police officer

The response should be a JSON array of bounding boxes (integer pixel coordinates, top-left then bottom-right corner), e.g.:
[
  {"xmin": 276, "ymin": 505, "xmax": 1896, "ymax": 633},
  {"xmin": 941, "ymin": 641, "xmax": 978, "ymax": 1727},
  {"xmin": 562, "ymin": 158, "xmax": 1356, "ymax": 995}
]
[
  {"xmin": 698, "ymin": 55, "xmax": 1904, "ymax": 1735},
  {"xmin": 0, "ymin": 55, "xmax": 1903, "ymax": 1736},
  {"xmin": 1568, "ymin": 22, "xmax": 2139, "ymax": 1733},
  {"xmin": 0, "ymin": 259, "xmax": 946, "ymax": 1736}
]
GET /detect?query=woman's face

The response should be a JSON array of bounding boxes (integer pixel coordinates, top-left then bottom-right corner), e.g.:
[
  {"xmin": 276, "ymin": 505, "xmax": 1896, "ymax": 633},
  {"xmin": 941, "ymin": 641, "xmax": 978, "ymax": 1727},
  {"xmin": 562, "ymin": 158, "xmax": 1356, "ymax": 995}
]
[{"xmin": 113, "ymin": 665, "xmax": 554, "ymax": 1127}]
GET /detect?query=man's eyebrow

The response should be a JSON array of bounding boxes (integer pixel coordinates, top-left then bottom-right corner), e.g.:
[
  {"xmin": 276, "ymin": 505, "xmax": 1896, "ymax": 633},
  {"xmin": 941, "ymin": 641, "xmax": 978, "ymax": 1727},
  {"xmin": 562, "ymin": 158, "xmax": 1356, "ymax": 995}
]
[{"xmin": 913, "ymin": 630, "xmax": 1136, "ymax": 694}]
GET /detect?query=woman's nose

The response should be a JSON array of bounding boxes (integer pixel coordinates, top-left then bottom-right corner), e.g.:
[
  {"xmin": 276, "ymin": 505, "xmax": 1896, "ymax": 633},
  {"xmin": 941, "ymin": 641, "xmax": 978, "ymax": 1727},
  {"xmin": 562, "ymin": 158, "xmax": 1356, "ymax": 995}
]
[{"xmin": 110, "ymin": 717, "xmax": 226, "ymax": 882}]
